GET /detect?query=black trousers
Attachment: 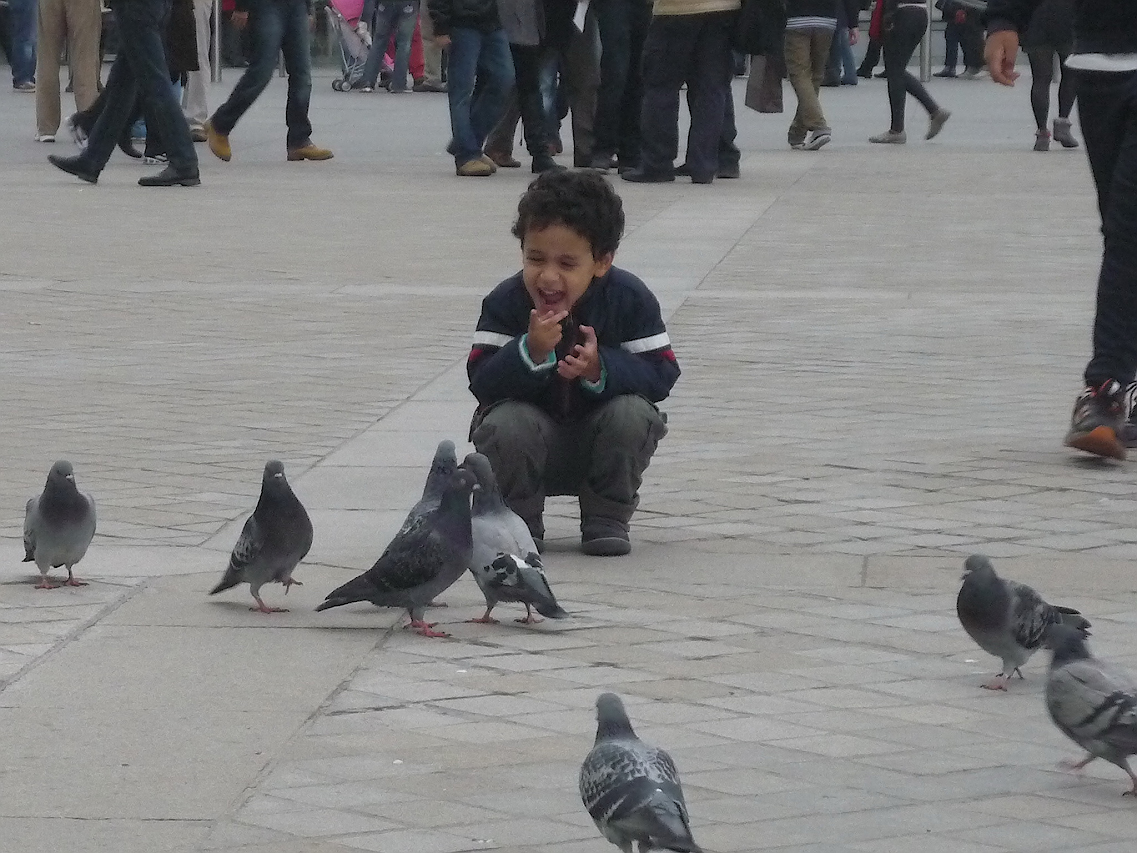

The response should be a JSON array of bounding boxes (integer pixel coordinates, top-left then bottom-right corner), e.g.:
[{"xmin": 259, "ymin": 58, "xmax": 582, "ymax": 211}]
[
  {"xmin": 1079, "ymin": 70, "xmax": 1137, "ymax": 386},
  {"xmin": 882, "ymin": 6, "xmax": 937, "ymax": 132},
  {"xmin": 593, "ymin": 0, "xmax": 651, "ymax": 165},
  {"xmin": 639, "ymin": 11, "xmax": 736, "ymax": 181}
]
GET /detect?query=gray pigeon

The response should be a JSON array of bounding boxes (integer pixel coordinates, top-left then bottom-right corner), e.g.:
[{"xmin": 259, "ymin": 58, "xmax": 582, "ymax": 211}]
[
  {"xmin": 23, "ymin": 460, "xmax": 97, "ymax": 589},
  {"xmin": 210, "ymin": 461, "xmax": 313, "ymax": 614},
  {"xmin": 957, "ymin": 554, "xmax": 1091, "ymax": 690},
  {"xmin": 462, "ymin": 452, "xmax": 567, "ymax": 624},
  {"xmin": 579, "ymin": 692, "xmax": 702, "ymax": 853},
  {"xmin": 1046, "ymin": 623, "xmax": 1137, "ymax": 796},
  {"xmin": 315, "ymin": 467, "xmax": 476, "ymax": 638},
  {"xmin": 398, "ymin": 440, "xmax": 458, "ymax": 536}
]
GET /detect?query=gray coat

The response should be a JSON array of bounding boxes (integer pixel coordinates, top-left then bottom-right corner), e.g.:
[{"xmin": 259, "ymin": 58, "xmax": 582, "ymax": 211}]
[{"xmin": 497, "ymin": 0, "xmax": 543, "ymax": 44}]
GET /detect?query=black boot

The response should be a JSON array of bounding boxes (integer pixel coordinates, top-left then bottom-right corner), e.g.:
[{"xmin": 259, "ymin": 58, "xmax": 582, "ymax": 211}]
[{"xmin": 138, "ymin": 165, "xmax": 201, "ymax": 187}]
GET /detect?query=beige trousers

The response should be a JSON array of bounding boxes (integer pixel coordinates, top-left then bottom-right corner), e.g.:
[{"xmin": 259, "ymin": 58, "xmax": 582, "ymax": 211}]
[{"xmin": 35, "ymin": 0, "xmax": 102, "ymax": 135}]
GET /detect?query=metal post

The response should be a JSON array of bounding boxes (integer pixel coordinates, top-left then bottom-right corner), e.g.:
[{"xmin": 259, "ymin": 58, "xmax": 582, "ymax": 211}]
[
  {"xmin": 211, "ymin": 0, "xmax": 222, "ymax": 83},
  {"xmin": 920, "ymin": 0, "xmax": 932, "ymax": 81}
]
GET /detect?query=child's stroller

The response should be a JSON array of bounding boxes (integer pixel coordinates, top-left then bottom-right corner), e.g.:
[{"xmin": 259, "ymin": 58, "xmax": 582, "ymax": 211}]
[{"xmin": 326, "ymin": 0, "xmax": 370, "ymax": 91}]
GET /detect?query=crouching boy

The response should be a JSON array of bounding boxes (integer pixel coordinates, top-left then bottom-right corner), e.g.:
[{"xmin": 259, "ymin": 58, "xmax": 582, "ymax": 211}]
[{"xmin": 468, "ymin": 170, "xmax": 680, "ymax": 556}]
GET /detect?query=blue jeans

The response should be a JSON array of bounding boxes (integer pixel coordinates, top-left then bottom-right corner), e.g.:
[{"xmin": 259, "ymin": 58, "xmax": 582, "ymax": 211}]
[
  {"xmin": 84, "ymin": 0, "xmax": 197, "ymax": 173},
  {"xmin": 1078, "ymin": 70, "xmax": 1137, "ymax": 386},
  {"xmin": 211, "ymin": 0, "xmax": 313, "ymax": 148},
  {"xmin": 7, "ymin": 0, "xmax": 37, "ymax": 85},
  {"xmin": 361, "ymin": 0, "xmax": 418, "ymax": 90},
  {"xmin": 446, "ymin": 27, "xmax": 514, "ymax": 164}
]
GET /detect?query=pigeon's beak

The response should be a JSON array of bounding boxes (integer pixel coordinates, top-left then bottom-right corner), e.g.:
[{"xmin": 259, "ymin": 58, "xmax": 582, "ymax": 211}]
[
  {"xmin": 65, "ymin": 474, "xmax": 74, "ymax": 482},
  {"xmin": 273, "ymin": 473, "xmax": 284, "ymax": 479}
]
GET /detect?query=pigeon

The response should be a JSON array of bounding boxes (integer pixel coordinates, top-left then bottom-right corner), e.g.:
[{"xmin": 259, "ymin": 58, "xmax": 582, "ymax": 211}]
[
  {"xmin": 462, "ymin": 452, "xmax": 567, "ymax": 624},
  {"xmin": 210, "ymin": 460, "xmax": 314, "ymax": 614},
  {"xmin": 956, "ymin": 554, "xmax": 1091, "ymax": 690},
  {"xmin": 398, "ymin": 440, "xmax": 458, "ymax": 536},
  {"xmin": 23, "ymin": 460, "xmax": 97, "ymax": 589},
  {"xmin": 1045, "ymin": 623, "xmax": 1137, "ymax": 795},
  {"xmin": 579, "ymin": 692, "xmax": 702, "ymax": 853},
  {"xmin": 315, "ymin": 467, "xmax": 476, "ymax": 638}
]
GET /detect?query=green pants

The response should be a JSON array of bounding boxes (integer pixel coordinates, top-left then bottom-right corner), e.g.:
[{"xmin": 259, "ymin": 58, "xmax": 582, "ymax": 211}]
[{"xmin": 470, "ymin": 395, "xmax": 668, "ymax": 530}]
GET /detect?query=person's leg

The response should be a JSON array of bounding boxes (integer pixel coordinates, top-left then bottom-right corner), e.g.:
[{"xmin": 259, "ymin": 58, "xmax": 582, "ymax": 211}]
[
  {"xmin": 388, "ymin": 1, "xmax": 419, "ymax": 91},
  {"xmin": 209, "ymin": 0, "xmax": 284, "ymax": 136},
  {"xmin": 471, "ymin": 401, "xmax": 562, "ymax": 542},
  {"xmin": 407, "ymin": 15, "xmax": 424, "ymax": 81},
  {"xmin": 1066, "ymin": 71, "xmax": 1137, "ymax": 456},
  {"xmin": 182, "ymin": 0, "xmax": 211, "ymax": 129},
  {"xmin": 576, "ymin": 395, "xmax": 668, "ymax": 555},
  {"xmin": 838, "ymin": 26, "xmax": 856, "ymax": 82},
  {"xmin": 1056, "ymin": 52, "xmax": 1076, "ymax": 120},
  {"xmin": 1028, "ymin": 47, "xmax": 1054, "ymax": 130},
  {"xmin": 617, "ymin": 1, "xmax": 650, "ymax": 168},
  {"xmin": 857, "ymin": 34, "xmax": 881, "ymax": 76},
  {"xmin": 634, "ymin": 16, "xmax": 689, "ymax": 177},
  {"xmin": 75, "ymin": 52, "xmax": 140, "ymax": 169},
  {"xmin": 718, "ymin": 90, "xmax": 739, "ymax": 173},
  {"xmin": 592, "ymin": 0, "xmax": 631, "ymax": 164},
  {"xmin": 444, "ymin": 26, "xmax": 482, "ymax": 165},
  {"xmin": 564, "ymin": 12, "xmax": 599, "ymax": 166},
  {"xmin": 8, "ymin": 0, "xmax": 37, "ymax": 86},
  {"xmin": 682, "ymin": 12, "xmax": 732, "ymax": 180},
  {"xmin": 417, "ymin": 8, "xmax": 444, "ymax": 88},
  {"xmin": 65, "ymin": 0, "xmax": 102, "ymax": 112},
  {"xmin": 117, "ymin": 0, "xmax": 197, "ymax": 173},
  {"xmin": 960, "ymin": 9, "xmax": 984, "ymax": 71},
  {"xmin": 808, "ymin": 26, "xmax": 833, "ymax": 131},
  {"xmin": 360, "ymin": 3, "xmax": 396, "ymax": 88},
  {"xmin": 470, "ymin": 29, "xmax": 514, "ymax": 153},
  {"xmin": 35, "ymin": 0, "xmax": 65, "ymax": 135},
  {"xmin": 942, "ymin": 17, "xmax": 959, "ymax": 72},
  {"xmin": 510, "ymin": 43, "xmax": 553, "ymax": 162},
  {"xmin": 280, "ymin": 0, "xmax": 316, "ymax": 149},
  {"xmin": 783, "ymin": 29, "xmax": 813, "ymax": 145},
  {"xmin": 484, "ymin": 86, "xmax": 521, "ymax": 160}
]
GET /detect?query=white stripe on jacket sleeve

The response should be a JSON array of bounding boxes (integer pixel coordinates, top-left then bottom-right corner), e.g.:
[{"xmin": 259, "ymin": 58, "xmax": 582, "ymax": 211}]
[
  {"xmin": 621, "ymin": 332, "xmax": 671, "ymax": 354},
  {"xmin": 472, "ymin": 331, "xmax": 515, "ymax": 348}
]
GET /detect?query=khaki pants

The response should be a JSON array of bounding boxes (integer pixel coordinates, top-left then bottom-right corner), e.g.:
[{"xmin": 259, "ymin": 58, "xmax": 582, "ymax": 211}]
[
  {"xmin": 784, "ymin": 27, "xmax": 833, "ymax": 143},
  {"xmin": 182, "ymin": 0, "xmax": 212, "ymax": 128},
  {"xmin": 35, "ymin": 0, "xmax": 102, "ymax": 135},
  {"xmin": 417, "ymin": 9, "xmax": 443, "ymax": 86}
]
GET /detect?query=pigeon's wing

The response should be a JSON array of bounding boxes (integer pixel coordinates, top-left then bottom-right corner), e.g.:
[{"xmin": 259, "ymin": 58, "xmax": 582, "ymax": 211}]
[
  {"xmin": 1049, "ymin": 659, "xmax": 1137, "ymax": 751},
  {"xmin": 229, "ymin": 513, "xmax": 263, "ymax": 574},
  {"xmin": 514, "ymin": 560, "xmax": 568, "ymax": 617},
  {"xmin": 22, "ymin": 497, "xmax": 37, "ymax": 561},
  {"xmin": 500, "ymin": 508, "xmax": 538, "ymax": 555},
  {"xmin": 471, "ymin": 515, "xmax": 525, "ymax": 569},
  {"xmin": 1007, "ymin": 580, "xmax": 1060, "ymax": 652},
  {"xmin": 365, "ymin": 512, "xmax": 449, "ymax": 594}
]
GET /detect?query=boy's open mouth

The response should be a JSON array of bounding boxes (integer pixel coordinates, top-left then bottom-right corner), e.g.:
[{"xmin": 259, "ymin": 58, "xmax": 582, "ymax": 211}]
[{"xmin": 537, "ymin": 289, "xmax": 567, "ymax": 311}]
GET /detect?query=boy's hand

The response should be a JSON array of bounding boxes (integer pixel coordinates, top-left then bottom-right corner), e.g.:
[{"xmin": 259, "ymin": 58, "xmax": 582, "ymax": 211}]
[
  {"xmin": 526, "ymin": 309, "xmax": 567, "ymax": 364},
  {"xmin": 558, "ymin": 325, "xmax": 601, "ymax": 383}
]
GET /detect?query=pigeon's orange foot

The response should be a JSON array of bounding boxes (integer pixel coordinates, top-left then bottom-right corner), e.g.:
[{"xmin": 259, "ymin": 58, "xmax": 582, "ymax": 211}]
[
  {"xmin": 515, "ymin": 614, "xmax": 544, "ymax": 624},
  {"xmin": 468, "ymin": 614, "xmax": 499, "ymax": 624},
  {"xmin": 251, "ymin": 603, "xmax": 289, "ymax": 613},
  {"xmin": 282, "ymin": 578, "xmax": 303, "ymax": 594},
  {"xmin": 409, "ymin": 619, "xmax": 449, "ymax": 638},
  {"xmin": 1059, "ymin": 755, "xmax": 1094, "ymax": 775},
  {"xmin": 981, "ymin": 675, "xmax": 1008, "ymax": 691},
  {"xmin": 64, "ymin": 578, "xmax": 88, "ymax": 587},
  {"xmin": 35, "ymin": 579, "xmax": 59, "ymax": 590}
]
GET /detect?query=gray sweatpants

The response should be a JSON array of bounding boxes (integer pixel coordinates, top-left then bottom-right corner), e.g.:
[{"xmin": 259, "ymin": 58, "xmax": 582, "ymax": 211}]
[{"xmin": 470, "ymin": 395, "xmax": 667, "ymax": 529}]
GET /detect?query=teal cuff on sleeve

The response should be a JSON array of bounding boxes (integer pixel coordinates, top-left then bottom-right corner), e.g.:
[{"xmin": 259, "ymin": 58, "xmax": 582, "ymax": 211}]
[
  {"xmin": 580, "ymin": 360, "xmax": 607, "ymax": 394},
  {"xmin": 519, "ymin": 334, "xmax": 557, "ymax": 373}
]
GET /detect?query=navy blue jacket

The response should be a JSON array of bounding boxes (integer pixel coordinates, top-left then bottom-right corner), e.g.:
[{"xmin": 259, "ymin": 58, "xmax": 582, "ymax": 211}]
[
  {"xmin": 468, "ymin": 267, "xmax": 680, "ymax": 422},
  {"xmin": 985, "ymin": 0, "xmax": 1137, "ymax": 54}
]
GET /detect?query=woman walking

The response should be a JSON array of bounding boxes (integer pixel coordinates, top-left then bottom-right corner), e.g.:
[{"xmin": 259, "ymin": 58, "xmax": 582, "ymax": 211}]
[
  {"xmin": 1023, "ymin": 0, "xmax": 1078, "ymax": 151},
  {"xmin": 868, "ymin": 0, "xmax": 951, "ymax": 144}
]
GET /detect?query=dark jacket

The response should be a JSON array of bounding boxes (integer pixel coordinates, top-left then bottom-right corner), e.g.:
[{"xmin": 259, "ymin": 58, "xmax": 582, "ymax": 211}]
[
  {"xmin": 735, "ymin": 0, "xmax": 787, "ymax": 55},
  {"xmin": 786, "ymin": 0, "xmax": 859, "ymax": 22},
  {"xmin": 166, "ymin": 0, "xmax": 199, "ymax": 75},
  {"xmin": 984, "ymin": 0, "xmax": 1137, "ymax": 55},
  {"xmin": 467, "ymin": 267, "xmax": 680, "ymax": 423},
  {"xmin": 427, "ymin": 0, "xmax": 502, "ymax": 36}
]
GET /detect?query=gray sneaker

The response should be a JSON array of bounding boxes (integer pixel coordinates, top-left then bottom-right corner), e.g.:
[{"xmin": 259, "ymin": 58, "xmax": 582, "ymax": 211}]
[
  {"xmin": 803, "ymin": 130, "xmax": 831, "ymax": 151},
  {"xmin": 869, "ymin": 130, "xmax": 906, "ymax": 144},
  {"xmin": 581, "ymin": 517, "xmax": 631, "ymax": 557},
  {"xmin": 926, "ymin": 109, "xmax": 951, "ymax": 140}
]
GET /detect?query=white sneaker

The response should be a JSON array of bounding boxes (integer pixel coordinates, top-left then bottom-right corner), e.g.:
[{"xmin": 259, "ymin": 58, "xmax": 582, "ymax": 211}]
[{"xmin": 34, "ymin": 133, "xmax": 56, "ymax": 143}]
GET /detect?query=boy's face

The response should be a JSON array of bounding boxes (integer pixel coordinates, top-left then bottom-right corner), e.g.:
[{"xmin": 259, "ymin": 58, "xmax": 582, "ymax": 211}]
[{"xmin": 521, "ymin": 224, "xmax": 613, "ymax": 316}]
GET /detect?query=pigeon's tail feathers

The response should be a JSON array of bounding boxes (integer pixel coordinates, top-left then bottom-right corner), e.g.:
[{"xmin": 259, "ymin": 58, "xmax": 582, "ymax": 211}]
[
  {"xmin": 516, "ymin": 562, "xmax": 568, "ymax": 618},
  {"xmin": 537, "ymin": 600, "xmax": 570, "ymax": 619},
  {"xmin": 639, "ymin": 789, "xmax": 700, "ymax": 853},
  {"xmin": 210, "ymin": 565, "xmax": 244, "ymax": 595},
  {"xmin": 21, "ymin": 549, "xmax": 33, "ymax": 563},
  {"xmin": 1055, "ymin": 606, "xmax": 1092, "ymax": 633},
  {"xmin": 316, "ymin": 572, "xmax": 378, "ymax": 611}
]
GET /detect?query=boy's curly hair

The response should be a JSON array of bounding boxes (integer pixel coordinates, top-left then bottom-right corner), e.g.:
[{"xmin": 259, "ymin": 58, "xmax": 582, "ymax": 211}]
[{"xmin": 512, "ymin": 170, "xmax": 625, "ymax": 259}]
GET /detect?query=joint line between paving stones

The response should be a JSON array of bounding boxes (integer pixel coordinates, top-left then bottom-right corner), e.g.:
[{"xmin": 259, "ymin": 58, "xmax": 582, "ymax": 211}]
[{"xmin": 0, "ymin": 580, "xmax": 149, "ymax": 695}]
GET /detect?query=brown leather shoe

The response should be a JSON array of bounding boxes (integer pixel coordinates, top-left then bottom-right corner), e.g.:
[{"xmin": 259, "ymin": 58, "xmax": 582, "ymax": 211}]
[
  {"xmin": 204, "ymin": 120, "xmax": 231, "ymax": 161},
  {"xmin": 484, "ymin": 149, "xmax": 520, "ymax": 168},
  {"xmin": 287, "ymin": 140, "xmax": 334, "ymax": 161}
]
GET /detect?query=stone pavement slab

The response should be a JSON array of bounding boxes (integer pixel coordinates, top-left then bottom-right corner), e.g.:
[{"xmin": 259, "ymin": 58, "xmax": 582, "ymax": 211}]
[{"xmin": 3, "ymin": 63, "xmax": 1137, "ymax": 853}]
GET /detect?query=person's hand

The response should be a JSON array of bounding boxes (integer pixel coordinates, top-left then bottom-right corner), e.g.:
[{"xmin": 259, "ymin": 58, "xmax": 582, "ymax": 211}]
[
  {"xmin": 985, "ymin": 30, "xmax": 1021, "ymax": 86},
  {"xmin": 526, "ymin": 309, "xmax": 566, "ymax": 364},
  {"xmin": 848, "ymin": 27, "xmax": 859, "ymax": 46},
  {"xmin": 558, "ymin": 325, "xmax": 601, "ymax": 383},
  {"xmin": 434, "ymin": 33, "xmax": 451, "ymax": 48},
  {"xmin": 232, "ymin": 10, "xmax": 248, "ymax": 28}
]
